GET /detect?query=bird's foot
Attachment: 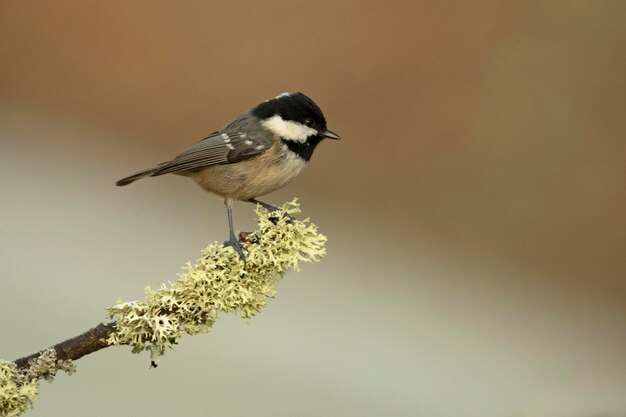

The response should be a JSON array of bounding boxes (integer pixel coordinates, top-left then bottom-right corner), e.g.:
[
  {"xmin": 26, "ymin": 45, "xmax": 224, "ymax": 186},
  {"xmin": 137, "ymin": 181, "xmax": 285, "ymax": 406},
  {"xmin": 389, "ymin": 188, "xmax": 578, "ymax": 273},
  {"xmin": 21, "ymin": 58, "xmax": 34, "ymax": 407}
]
[
  {"xmin": 248, "ymin": 199, "xmax": 295, "ymax": 223},
  {"xmin": 223, "ymin": 237, "xmax": 246, "ymax": 260},
  {"xmin": 267, "ymin": 210, "xmax": 295, "ymax": 225}
]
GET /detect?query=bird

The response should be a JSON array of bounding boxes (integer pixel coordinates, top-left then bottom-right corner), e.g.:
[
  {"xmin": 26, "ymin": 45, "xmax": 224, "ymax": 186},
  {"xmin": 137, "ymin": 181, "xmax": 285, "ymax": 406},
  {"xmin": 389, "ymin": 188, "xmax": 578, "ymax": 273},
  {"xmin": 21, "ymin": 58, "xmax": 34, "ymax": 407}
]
[{"xmin": 116, "ymin": 92, "xmax": 340, "ymax": 259}]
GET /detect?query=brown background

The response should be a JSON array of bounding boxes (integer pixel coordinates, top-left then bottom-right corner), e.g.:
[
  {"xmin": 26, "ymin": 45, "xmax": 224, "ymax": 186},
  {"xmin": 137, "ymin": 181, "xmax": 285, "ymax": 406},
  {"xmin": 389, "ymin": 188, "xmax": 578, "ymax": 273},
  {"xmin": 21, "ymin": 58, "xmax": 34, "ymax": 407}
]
[{"xmin": 1, "ymin": 1, "xmax": 625, "ymax": 416}]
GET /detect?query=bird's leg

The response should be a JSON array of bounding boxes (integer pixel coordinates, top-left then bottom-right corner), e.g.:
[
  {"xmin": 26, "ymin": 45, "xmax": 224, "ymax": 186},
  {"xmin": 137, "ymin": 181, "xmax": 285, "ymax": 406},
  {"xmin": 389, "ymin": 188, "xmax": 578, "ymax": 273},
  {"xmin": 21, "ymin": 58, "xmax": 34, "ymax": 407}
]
[
  {"xmin": 247, "ymin": 198, "xmax": 280, "ymax": 212},
  {"xmin": 223, "ymin": 197, "xmax": 245, "ymax": 260},
  {"xmin": 247, "ymin": 198, "xmax": 295, "ymax": 221}
]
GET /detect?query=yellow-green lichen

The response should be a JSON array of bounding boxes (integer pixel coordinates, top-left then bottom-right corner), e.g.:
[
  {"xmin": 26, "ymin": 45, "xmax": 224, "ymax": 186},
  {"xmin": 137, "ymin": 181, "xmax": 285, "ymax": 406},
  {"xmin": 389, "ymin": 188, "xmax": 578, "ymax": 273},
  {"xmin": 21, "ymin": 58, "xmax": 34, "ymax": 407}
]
[
  {"xmin": 0, "ymin": 360, "xmax": 38, "ymax": 417},
  {"xmin": 106, "ymin": 200, "xmax": 326, "ymax": 360},
  {"xmin": 1, "ymin": 350, "xmax": 75, "ymax": 416},
  {"xmin": 17, "ymin": 349, "xmax": 76, "ymax": 384}
]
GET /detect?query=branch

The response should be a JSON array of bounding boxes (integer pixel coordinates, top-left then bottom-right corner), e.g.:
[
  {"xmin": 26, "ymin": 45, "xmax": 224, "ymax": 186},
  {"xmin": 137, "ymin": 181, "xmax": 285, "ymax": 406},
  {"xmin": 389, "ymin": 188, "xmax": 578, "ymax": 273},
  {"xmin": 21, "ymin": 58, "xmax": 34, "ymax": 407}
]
[
  {"xmin": 1, "ymin": 200, "xmax": 326, "ymax": 417},
  {"xmin": 12, "ymin": 323, "xmax": 116, "ymax": 370}
]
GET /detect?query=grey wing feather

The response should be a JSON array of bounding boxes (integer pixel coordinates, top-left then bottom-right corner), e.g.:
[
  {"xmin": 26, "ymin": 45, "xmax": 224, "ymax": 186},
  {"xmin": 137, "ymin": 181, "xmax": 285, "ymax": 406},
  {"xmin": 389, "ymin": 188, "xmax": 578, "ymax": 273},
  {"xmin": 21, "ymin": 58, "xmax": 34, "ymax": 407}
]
[{"xmin": 151, "ymin": 113, "xmax": 273, "ymax": 175}]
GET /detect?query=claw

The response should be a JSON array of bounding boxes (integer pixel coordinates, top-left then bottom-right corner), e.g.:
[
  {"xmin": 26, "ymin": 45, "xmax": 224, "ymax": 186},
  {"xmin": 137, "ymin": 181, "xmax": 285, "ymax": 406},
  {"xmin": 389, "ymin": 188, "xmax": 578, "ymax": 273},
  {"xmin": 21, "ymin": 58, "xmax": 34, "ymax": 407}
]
[{"xmin": 223, "ymin": 238, "xmax": 246, "ymax": 260}]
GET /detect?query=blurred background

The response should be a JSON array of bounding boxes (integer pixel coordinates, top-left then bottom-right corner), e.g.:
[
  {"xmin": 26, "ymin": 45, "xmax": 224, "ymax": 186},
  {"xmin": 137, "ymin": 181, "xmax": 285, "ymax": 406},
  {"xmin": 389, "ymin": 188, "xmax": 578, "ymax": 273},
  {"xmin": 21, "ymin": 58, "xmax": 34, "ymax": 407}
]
[{"xmin": 1, "ymin": 1, "xmax": 625, "ymax": 416}]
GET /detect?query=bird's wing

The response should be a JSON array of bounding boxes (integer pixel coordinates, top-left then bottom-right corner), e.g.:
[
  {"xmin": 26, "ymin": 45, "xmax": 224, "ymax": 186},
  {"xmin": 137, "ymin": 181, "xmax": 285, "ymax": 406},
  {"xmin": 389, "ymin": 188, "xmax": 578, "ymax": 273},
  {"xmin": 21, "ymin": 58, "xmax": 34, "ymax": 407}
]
[{"xmin": 153, "ymin": 116, "xmax": 273, "ymax": 175}]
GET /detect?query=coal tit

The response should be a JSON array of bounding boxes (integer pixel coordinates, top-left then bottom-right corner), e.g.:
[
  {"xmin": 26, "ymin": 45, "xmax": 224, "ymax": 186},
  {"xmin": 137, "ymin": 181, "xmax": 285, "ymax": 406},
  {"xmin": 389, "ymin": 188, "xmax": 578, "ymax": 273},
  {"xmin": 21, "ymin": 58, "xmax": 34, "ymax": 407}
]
[{"xmin": 116, "ymin": 92, "xmax": 340, "ymax": 259}]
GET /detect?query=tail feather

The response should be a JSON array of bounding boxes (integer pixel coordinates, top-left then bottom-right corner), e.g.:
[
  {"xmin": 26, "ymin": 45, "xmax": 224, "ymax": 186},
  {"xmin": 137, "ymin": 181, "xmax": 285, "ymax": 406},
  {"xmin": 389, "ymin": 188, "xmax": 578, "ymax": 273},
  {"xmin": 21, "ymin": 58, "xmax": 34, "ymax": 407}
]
[{"xmin": 116, "ymin": 167, "xmax": 158, "ymax": 186}]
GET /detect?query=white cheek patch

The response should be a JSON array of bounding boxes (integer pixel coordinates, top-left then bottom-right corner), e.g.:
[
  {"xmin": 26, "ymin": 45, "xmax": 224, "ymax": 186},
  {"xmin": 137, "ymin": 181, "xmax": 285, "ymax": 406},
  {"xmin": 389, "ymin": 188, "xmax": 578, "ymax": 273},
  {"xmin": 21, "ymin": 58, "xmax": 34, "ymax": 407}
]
[{"xmin": 261, "ymin": 114, "xmax": 317, "ymax": 143}]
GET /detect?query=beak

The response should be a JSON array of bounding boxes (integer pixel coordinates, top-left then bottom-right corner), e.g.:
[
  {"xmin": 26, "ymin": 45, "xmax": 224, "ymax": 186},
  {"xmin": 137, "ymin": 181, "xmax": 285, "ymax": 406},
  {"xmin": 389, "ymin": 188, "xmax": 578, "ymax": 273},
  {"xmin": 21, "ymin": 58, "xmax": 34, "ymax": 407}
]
[{"xmin": 322, "ymin": 129, "xmax": 341, "ymax": 140}]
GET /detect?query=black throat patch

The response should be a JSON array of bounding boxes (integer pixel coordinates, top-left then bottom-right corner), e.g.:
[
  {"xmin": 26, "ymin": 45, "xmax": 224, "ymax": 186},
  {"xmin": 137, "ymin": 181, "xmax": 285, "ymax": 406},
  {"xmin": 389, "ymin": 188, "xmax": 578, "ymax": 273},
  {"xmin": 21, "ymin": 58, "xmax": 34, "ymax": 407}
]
[{"xmin": 281, "ymin": 136, "xmax": 323, "ymax": 161}]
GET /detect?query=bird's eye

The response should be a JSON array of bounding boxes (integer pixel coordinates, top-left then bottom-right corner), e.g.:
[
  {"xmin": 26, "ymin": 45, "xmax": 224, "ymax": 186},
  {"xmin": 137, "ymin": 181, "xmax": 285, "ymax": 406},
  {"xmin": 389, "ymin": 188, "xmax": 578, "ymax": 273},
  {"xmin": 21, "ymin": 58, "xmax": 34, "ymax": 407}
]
[{"xmin": 304, "ymin": 118, "xmax": 314, "ymax": 127}]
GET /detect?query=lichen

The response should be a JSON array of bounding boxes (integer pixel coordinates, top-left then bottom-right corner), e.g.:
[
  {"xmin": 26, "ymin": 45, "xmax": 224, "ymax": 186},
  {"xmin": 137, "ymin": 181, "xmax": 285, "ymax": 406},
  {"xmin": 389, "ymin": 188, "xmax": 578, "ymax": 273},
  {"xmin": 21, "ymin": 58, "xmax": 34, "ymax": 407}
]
[
  {"xmin": 0, "ymin": 348, "xmax": 75, "ymax": 417},
  {"xmin": 106, "ymin": 199, "xmax": 326, "ymax": 360},
  {"xmin": 0, "ymin": 360, "xmax": 38, "ymax": 417},
  {"xmin": 1, "ymin": 349, "xmax": 75, "ymax": 417},
  {"xmin": 0, "ymin": 200, "xmax": 325, "ymax": 415},
  {"xmin": 16, "ymin": 349, "xmax": 76, "ymax": 384}
]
